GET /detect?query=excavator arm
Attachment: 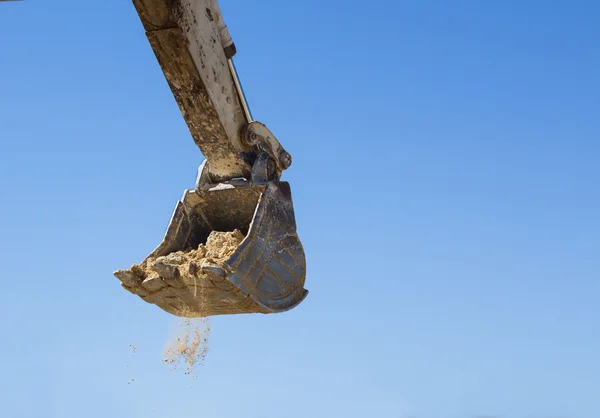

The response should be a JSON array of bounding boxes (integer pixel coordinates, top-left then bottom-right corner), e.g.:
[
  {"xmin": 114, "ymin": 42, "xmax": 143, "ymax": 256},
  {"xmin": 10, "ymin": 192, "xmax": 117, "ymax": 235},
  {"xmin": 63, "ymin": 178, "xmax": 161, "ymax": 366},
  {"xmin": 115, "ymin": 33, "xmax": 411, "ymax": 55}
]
[
  {"xmin": 114, "ymin": 0, "xmax": 308, "ymax": 317},
  {"xmin": 133, "ymin": 0, "xmax": 252, "ymax": 181},
  {"xmin": 1, "ymin": 0, "xmax": 308, "ymax": 318}
]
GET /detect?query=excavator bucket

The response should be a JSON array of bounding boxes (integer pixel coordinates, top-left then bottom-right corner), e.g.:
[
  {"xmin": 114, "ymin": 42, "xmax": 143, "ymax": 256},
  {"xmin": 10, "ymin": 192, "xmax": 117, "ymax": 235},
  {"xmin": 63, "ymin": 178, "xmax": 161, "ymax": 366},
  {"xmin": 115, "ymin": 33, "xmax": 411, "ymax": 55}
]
[{"xmin": 114, "ymin": 157, "xmax": 308, "ymax": 317}]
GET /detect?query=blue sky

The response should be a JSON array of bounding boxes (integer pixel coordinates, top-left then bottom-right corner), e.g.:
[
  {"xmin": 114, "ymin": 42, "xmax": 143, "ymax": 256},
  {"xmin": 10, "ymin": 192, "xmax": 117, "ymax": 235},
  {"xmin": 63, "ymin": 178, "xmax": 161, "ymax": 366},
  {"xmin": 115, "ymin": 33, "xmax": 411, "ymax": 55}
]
[{"xmin": 1, "ymin": 1, "xmax": 599, "ymax": 417}]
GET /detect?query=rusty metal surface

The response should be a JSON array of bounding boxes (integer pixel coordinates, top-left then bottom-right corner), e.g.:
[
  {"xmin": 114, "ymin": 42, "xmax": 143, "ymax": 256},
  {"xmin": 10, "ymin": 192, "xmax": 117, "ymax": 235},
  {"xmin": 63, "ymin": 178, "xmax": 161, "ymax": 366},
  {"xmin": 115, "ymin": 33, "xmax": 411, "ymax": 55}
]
[
  {"xmin": 132, "ymin": 0, "xmax": 254, "ymax": 181},
  {"xmin": 218, "ymin": 181, "xmax": 308, "ymax": 312}
]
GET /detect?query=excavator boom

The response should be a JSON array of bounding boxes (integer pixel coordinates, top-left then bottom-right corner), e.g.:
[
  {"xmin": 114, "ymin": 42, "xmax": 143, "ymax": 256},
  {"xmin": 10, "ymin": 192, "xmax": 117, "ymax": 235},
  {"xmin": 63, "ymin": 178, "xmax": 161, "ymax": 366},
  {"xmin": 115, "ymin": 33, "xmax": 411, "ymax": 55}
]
[{"xmin": 133, "ymin": 0, "xmax": 251, "ymax": 180}]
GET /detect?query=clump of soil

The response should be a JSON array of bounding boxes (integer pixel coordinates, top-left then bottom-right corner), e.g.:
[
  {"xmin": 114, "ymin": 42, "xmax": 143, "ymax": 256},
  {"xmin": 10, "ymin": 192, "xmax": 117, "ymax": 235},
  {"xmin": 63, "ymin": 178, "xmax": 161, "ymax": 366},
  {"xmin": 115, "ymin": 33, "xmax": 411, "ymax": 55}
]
[
  {"xmin": 203, "ymin": 229, "xmax": 245, "ymax": 261},
  {"xmin": 150, "ymin": 229, "xmax": 245, "ymax": 284}
]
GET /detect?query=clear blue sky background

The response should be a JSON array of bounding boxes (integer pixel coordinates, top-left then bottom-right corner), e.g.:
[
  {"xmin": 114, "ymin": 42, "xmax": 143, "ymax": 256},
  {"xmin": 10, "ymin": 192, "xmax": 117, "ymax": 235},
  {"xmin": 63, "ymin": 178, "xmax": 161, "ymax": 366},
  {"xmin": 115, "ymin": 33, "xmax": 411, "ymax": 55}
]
[{"xmin": 1, "ymin": 1, "xmax": 599, "ymax": 417}]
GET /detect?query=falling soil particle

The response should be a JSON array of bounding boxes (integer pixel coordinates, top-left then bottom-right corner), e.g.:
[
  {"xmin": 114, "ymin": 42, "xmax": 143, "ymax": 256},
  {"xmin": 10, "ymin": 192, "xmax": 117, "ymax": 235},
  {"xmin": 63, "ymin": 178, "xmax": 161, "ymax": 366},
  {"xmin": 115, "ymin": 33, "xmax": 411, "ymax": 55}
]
[{"xmin": 163, "ymin": 316, "xmax": 211, "ymax": 375}]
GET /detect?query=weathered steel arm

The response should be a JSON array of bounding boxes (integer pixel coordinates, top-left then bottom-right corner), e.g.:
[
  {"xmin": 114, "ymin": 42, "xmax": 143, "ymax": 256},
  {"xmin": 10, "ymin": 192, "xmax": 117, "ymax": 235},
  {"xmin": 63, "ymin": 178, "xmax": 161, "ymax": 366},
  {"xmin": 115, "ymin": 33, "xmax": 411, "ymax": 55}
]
[{"xmin": 132, "ymin": 0, "xmax": 255, "ymax": 181}]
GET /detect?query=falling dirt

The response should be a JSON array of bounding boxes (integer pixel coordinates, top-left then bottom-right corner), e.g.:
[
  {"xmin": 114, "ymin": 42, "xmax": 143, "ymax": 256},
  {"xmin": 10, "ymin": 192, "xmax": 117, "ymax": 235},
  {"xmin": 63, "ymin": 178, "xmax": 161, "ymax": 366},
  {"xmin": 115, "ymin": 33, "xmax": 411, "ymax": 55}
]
[
  {"xmin": 159, "ymin": 230, "xmax": 244, "ymax": 375},
  {"xmin": 163, "ymin": 316, "xmax": 211, "ymax": 376}
]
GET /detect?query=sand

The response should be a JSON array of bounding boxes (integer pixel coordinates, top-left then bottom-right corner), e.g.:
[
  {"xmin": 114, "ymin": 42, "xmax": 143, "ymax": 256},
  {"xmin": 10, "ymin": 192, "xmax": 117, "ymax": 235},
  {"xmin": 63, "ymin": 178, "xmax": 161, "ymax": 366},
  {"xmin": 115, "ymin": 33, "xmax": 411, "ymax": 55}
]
[{"xmin": 163, "ymin": 316, "xmax": 211, "ymax": 375}]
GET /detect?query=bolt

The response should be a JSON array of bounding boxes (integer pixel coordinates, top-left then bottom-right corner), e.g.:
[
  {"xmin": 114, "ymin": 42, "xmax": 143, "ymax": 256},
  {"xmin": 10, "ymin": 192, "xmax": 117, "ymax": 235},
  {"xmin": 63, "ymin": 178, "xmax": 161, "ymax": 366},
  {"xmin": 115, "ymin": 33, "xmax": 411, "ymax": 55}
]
[
  {"xmin": 242, "ymin": 130, "xmax": 256, "ymax": 148},
  {"xmin": 279, "ymin": 151, "xmax": 292, "ymax": 169},
  {"xmin": 249, "ymin": 132, "xmax": 258, "ymax": 143}
]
